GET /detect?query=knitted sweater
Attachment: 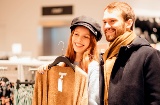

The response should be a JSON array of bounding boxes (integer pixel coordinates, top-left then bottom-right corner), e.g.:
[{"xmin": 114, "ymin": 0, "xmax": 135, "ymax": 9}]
[{"xmin": 32, "ymin": 65, "xmax": 88, "ymax": 105}]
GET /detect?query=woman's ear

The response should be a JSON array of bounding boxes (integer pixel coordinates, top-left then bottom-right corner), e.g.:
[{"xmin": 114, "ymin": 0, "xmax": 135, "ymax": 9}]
[{"xmin": 126, "ymin": 19, "xmax": 133, "ymax": 30}]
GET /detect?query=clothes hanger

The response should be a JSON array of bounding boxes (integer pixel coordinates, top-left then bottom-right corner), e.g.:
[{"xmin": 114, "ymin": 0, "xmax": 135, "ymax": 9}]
[
  {"xmin": 58, "ymin": 41, "xmax": 64, "ymax": 55},
  {"xmin": 47, "ymin": 41, "xmax": 75, "ymax": 71},
  {"xmin": 48, "ymin": 56, "xmax": 75, "ymax": 71},
  {"xmin": 16, "ymin": 79, "xmax": 35, "ymax": 89}
]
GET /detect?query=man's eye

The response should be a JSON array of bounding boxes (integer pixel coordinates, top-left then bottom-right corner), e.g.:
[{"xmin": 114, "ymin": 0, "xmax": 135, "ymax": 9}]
[{"xmin": 111, "ymin": 20, "xmax": 115, "ymax": 22}]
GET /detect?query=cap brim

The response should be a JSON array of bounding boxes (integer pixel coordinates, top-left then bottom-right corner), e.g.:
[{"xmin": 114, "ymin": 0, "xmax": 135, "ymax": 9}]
[{"xmin": 70, "ymin": 22, "xmax": 97, "ymax": 36}]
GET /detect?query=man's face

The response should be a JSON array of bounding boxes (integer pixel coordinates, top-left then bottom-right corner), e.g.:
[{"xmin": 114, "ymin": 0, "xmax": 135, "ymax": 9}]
[{"xmin": 102, "ymin": 9, "xmax": 128, "ymax": 42}]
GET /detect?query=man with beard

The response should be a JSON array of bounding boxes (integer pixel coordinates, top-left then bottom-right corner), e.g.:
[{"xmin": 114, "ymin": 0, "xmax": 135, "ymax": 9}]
[{"xmin": 102, "ymin": 2, "xmax": 160, "ymax": 105}]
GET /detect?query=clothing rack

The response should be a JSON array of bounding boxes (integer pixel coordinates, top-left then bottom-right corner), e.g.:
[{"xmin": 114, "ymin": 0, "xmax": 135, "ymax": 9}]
[
  {"xmin": 15, "ymin": 79, "xmax": 34, "ymax": 105},
  {"xmin": 16, "ymin": 79, "xmax": 35, "ymax": 89},
  {"xmin": 0, "ymin": 66, "xmax": 8, "ymax": 70}
]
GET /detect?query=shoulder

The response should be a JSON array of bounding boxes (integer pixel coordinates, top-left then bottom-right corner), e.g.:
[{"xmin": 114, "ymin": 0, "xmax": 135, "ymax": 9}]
[
  {"xmin": 130, "ymin": 36, "xmax": 158, "ymax": 56},
  {"xmin": 138, "ymin": 44, "xmax": 159, "ymax": 56}
]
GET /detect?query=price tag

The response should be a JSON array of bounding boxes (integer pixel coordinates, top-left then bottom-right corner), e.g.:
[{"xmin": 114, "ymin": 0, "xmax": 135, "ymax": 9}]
[
  {"xmin": 58, "ymin": 78, "xmax": 63, "ymax": 92},
  {"xmin": 58, "ymin": 72, "xmax": 67, "ymax": 92}
]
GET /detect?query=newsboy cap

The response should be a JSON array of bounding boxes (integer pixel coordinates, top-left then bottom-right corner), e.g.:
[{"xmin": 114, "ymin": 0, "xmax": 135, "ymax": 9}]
[{"xmin": 70, "ymin": 15, "xmax": 102, "ymax": 41}]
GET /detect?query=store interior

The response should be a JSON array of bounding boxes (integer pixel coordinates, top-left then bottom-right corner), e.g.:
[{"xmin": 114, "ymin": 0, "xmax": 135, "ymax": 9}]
[{"xmin": 0, "ymin": 0, "xmax": 160, "ymax": 104}]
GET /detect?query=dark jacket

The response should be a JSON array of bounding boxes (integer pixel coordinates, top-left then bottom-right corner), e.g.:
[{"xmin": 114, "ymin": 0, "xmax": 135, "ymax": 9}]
[
  {"xmin": 99, "ymin": 52, "xmax": 104, "ymax": 105},
  {"xmin": 108, "ymin": 36, "xmax": 160, "ymax": 105}
]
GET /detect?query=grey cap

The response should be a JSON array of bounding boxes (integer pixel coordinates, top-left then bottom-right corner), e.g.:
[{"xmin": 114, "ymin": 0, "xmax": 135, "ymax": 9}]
[{"xmin": 70, "ymin": 15, "xmax": 102, "ymax": 41}]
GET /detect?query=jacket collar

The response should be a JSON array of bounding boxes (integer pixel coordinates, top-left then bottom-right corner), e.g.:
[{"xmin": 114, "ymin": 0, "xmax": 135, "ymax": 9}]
[{"xmin": 127, "ymin": 36, "xmax": 151, "ymax": 49}]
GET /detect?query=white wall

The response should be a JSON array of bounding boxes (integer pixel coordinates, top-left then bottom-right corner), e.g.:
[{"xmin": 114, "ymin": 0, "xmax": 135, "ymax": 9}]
[{"xmin": 0, "ymin": 0, "xmax": 160, "ymax": 57}]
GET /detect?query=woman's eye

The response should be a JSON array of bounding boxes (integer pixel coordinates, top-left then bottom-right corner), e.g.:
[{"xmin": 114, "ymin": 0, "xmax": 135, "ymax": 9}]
[
  {"xmin": 73, "ymin": 33, "xmax": 78, "ymax": 36},
  {"xmin": 84, "ymin": 36, "xmax": 90, "ymax": 39}
]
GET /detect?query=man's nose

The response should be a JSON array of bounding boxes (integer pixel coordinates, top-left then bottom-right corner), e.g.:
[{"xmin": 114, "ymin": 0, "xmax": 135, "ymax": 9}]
[{"xmin": 104, "ymin": 23, "xmax": 111, "ymax": 28}]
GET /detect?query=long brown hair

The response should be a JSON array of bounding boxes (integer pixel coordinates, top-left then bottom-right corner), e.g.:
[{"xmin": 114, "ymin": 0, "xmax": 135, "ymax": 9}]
[{"xmin": 65, "ymin": 29, "xmax": 99, "ymax": 73}]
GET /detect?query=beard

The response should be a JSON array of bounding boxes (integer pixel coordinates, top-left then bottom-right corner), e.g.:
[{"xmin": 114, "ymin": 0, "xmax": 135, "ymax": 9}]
[{"xmin": 104, "ymin": 23, "xmax": 126, "ymax": 42}]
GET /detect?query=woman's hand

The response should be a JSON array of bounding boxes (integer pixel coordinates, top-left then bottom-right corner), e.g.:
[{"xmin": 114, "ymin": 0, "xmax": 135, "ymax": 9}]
[{"xmin": 37, "ymin": 64, "xmax": 48, "ymax": 74}]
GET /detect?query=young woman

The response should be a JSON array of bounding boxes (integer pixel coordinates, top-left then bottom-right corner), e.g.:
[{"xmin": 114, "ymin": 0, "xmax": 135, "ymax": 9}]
[{"xmin": 38, "ymin": 15, "xmax": 102, "ymax": 105}]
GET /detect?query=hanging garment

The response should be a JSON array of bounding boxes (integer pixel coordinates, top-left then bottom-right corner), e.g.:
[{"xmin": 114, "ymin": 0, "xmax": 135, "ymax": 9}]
[
  {"xmin": 32, "ymin": 65, "xmax": 88, "ymax": 105},
  {"xmin": 14, "ymin": 84, "xmax": 34, "ymax": 105}
]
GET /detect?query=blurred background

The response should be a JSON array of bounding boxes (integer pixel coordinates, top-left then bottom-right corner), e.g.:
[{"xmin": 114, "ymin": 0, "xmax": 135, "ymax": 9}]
[{"xmin": 0, "ymin": 0, "xmax": 160, "ymax": 58}]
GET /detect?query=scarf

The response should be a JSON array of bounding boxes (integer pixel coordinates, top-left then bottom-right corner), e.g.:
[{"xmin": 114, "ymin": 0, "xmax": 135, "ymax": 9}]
[{"xmin": 103, "ymin": 31, "xmax": 136, "ymax": 105}]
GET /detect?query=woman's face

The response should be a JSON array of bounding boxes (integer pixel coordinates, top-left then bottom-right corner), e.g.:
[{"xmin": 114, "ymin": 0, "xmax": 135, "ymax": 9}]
[{"xmin": 72, "ymin": 26, "xmax": 91, "ymax": 54}]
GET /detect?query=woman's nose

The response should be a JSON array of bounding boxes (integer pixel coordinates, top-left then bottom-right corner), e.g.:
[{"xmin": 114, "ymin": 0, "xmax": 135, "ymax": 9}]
[{"xmin": 77, "ymin": 36, "xmax": 83, "ymax": 42}]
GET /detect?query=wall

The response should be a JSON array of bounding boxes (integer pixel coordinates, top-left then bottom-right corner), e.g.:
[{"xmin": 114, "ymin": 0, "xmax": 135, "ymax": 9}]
[{"xmin": 0, "ymin": 0, "xmax": 160, "ymax": 57}]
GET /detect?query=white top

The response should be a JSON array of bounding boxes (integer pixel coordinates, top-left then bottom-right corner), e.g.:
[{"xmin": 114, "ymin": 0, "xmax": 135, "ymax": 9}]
[{"xmin": 74, "ymin": 60, "xmax": 100, "ymax": 105}]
